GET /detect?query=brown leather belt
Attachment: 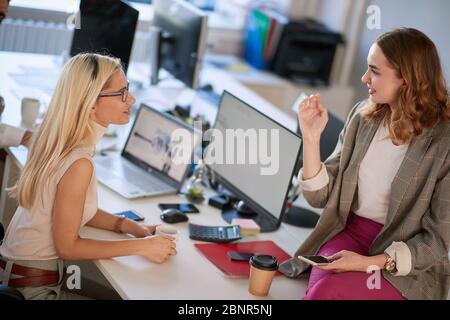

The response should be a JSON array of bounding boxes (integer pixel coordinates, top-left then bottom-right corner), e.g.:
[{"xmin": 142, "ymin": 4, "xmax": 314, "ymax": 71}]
[{"xmin": 0, "ymin": 260, "xmax": 59, "ymax": 288}]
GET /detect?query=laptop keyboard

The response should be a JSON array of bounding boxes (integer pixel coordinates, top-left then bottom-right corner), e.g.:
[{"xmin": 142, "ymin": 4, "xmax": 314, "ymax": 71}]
[{"xmin": 95, "ymin": 157, "xmax": 174, "ymax": 195}]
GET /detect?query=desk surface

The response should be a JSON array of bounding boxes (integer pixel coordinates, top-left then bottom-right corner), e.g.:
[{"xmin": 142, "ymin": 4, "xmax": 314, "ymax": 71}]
[
  {"xmin": 80, "ymin": 188, "xmax": 315, "ymax": 300},
  {"xmin": 1, "ymin": 52, "xmax": 317, "ymax": 300}
]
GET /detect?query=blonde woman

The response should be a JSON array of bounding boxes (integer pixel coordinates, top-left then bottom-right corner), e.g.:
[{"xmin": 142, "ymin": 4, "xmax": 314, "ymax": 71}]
[{"xmin": 0, "ymin": 53, "xmax": 176, "ymax": 300}]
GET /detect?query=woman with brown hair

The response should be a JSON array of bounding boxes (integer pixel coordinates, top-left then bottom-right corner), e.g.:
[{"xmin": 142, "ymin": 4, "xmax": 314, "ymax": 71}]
[{"xmin": 280, "ymin": 28, "xmax": 450, "ymax": 299}]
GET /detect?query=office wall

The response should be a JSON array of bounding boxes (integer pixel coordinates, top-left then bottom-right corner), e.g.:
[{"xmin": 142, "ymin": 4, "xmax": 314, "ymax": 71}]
[
  {"xmin": 315, "ymin": 0, "xmax": 352, "ymax": 32},
  {"xmin": 286, "ymin": 0, "xmax": 320, "ymax": 19},
  {"xmin": 350, "ymin": 0, "xmax": 450, "ymax": 107}
]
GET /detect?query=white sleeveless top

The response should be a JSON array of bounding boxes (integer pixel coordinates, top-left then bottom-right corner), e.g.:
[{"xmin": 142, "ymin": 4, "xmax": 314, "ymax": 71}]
[{"xmin": 0, "ymin": 123, "xmax": 106, "ymax": 260}]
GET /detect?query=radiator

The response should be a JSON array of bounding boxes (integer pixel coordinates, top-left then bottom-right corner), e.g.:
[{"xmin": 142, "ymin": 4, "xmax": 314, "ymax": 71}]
[
  {"xmin": 0, "ymin": 17, "xmax": 74, "ymax": 55},
  {"xmin": 0, "ymin": 17, "xmax": 150, "ymax": 62}
]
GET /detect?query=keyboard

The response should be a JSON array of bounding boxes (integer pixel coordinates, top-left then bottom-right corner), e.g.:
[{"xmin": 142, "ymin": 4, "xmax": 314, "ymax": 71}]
[{"xmin": 189, "ymin": 223, "xmax": 241, "ymax": 243}]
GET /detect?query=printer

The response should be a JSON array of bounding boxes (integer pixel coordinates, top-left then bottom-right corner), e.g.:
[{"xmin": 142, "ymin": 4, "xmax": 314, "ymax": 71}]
[{"xmin": 271, "ymin": 19, "xmax": 344, "ymax": 86}]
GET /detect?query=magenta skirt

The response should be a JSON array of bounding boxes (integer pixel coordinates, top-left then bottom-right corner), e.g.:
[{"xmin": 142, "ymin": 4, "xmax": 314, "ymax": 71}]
[{"xmin": 304, "ymin": 213, "xmax": 406, "ymax": 300}]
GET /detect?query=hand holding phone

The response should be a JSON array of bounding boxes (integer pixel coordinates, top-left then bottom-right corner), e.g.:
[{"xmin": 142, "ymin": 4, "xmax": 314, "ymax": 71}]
[{"xmin": 298, "ymin": 255, "xmax": 331, "ymax": 266}]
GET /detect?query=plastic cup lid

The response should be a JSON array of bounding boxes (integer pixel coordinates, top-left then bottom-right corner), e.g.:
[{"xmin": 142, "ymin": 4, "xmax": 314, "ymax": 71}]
[{"xmin": 249, "ymin": 254, "xmax": 278, "ymax": 271}]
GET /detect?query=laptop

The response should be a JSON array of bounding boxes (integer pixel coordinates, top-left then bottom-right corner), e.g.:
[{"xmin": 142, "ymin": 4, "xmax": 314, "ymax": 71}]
[{"xmin": 95, "ymin": 104, "xmax": 200, "ymax": 199}]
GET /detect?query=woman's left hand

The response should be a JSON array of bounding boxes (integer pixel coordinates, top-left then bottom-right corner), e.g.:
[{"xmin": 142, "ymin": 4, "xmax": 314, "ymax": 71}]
[{"xmin": 315, "ymin": 250, "xmax": 372, "ymax": 273}]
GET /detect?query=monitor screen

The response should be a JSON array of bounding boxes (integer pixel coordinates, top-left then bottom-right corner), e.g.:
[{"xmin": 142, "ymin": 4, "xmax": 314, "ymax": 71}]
[
  {"xmin": 153, "ymin": 0, "xmax": 208, "ymax": 89},
  {"xmin": 70, "ymin": 0, "xmax": 139, "ymax": 73},
  {"xmin": 124, "ymin": 105, "xmax": 200, "ymax": 183},
  {"xmin": 205, "ymin": 91, "xmax": 302, "ymax": 230}
]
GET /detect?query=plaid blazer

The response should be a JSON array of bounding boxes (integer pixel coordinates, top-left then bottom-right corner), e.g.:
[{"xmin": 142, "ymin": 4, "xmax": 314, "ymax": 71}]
[{"xmin": 280, "ymin": 101, "xmax": 450, "ymax": 300}]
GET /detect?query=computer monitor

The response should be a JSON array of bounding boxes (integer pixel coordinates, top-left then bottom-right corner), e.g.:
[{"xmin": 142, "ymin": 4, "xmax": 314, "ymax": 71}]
[
  {"xmin": 70, "ymin": 0, "xmax": 139, "ymax": 74},
  {"xmin": 204, "ymin": 91, "xmax": 302, "ymax": 232},
  {"xmin": 151, "ymin": 0, "xmax": 208, "ymax": 89}
]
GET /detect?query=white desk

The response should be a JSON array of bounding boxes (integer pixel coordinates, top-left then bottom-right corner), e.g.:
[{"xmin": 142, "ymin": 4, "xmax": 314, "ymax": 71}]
[{"xmin": 0, "ymin": 52, "xmax": 318, "ymax": 300}]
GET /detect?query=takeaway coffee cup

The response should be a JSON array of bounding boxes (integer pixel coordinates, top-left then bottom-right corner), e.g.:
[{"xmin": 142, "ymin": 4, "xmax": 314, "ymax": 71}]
[
  {"xmin": 156, "ymin": 225, "xmax": 179, "ymax": 241},
  {"xmin": 248, "ymin": 254, "xmax": 278, "ymax": 297},
  {"xmin": 21, "ymin": 97, "xmax": 40, "ymax": 127}
]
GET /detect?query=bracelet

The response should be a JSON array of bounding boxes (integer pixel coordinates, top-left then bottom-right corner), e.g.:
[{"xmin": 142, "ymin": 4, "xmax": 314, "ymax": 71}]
[
  {"xmin": 114, "ymin": 216, "xmax": 127, "ymax": 233},
  {"xmin": 384, "ymin": 253, "xmax": 398, "ymax": 274}
]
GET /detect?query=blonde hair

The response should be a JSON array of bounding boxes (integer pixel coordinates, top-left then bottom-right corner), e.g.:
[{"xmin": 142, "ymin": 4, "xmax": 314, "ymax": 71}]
[
  {"xmin": 363, "ymin": 28, "xmax": 450, "ymax": 145},
  {"xmin": 10, "ymin": 53, "xmax": 122, "ymax": 208}
]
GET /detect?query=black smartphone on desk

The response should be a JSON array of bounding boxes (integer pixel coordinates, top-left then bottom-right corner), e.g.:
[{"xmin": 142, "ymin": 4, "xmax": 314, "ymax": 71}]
[
  {"xmin": 227, "ymin": 251, "xmax": 254, "ymax": 262},
  {"xmin": 158, "ymin": 203, "xmax": 199, "ymax": 213},
  {"xmin": 114, "ymin": 210, "xmax": 145, "ymax": 221}
]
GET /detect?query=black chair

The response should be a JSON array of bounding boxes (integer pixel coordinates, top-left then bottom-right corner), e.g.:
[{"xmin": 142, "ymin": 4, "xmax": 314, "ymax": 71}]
[
  {"xmin": 283, "ymin": 110, "xmax": 345, "ymax": 228},
  {"xmin": 0, "ymin": 223, "xmax": 25, "ymax": 300}
]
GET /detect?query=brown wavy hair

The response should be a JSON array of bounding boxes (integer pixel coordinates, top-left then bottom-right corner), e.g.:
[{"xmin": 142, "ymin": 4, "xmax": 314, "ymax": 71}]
[{"xmin": 362, "ymin": 28, "xmax": 450, "ymax": 145}]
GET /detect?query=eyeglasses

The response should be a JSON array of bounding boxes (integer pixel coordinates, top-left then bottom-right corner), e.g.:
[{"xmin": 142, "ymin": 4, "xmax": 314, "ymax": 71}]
[{"xmin": 98, "ymin": 81, "xmax": 129, "ymax": 103}]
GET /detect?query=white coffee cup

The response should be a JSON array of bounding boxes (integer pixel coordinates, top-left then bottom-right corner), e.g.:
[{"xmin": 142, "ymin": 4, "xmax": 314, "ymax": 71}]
[
  {"xmin": 155, "ymin": 225, "xmax": 179, "ymax": 241},
  {"xmin": 21, "ymin": 97, "xmax": 41, "ymax": 126}
]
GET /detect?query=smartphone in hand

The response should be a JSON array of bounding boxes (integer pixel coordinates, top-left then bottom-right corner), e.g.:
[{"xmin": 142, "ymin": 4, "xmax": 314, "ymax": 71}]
[{"xmin": 298, "ymin": 255, "xmax": 331, "ymax": 266}]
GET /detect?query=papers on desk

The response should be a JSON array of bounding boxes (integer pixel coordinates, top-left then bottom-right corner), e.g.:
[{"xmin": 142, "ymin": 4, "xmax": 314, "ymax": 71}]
[
  {"xmin": 11, "ymin": 86, "xmax": 50, "ymax": 107},
  {"xmin": 9, "ymin": 65, "xmax": 59, "ymax": 100},
  {"xmin": 231, "ymin": 218, "xmax": 261, "ymax": 236},
  {"xmin": 204, "ymin": 54, "xmax": 250, "ymax": 73}
]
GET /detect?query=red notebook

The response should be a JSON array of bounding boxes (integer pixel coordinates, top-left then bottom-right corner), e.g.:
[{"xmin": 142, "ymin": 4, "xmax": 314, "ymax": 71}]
[{"xmin": 194, "ymin": 241, "xmax": 291, "ymax": 278}]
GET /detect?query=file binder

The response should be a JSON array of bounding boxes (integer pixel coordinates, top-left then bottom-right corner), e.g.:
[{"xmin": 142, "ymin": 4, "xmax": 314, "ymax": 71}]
[{"xmin": 195, "ymin": 241, "xmax": 291, "ymax": 277}]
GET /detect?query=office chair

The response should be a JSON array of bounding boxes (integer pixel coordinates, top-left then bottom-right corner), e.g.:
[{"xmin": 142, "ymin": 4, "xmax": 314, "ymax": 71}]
[
  {"xmin": 283, "ymin": 110, "xmax": 345, "ymax": 228},
  {"xmin": 0, "ymin": 223, "xmax": 25, "ymax": 300}
]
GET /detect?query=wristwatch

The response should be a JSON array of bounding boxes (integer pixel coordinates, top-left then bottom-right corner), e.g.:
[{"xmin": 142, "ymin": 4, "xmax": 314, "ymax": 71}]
[{"xmin": 384, "ymin": 253, "xmax": 398, "ymax": 274}]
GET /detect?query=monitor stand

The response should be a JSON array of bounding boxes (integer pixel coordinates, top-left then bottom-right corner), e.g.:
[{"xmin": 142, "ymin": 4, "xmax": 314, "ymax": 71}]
[
  {"xmin": 221, "ymin": 200, "xmax": 279, "ymax": 233},
  {"xmin": 282, "ymin": 205, "xmax": 320, "ymax": 228}
]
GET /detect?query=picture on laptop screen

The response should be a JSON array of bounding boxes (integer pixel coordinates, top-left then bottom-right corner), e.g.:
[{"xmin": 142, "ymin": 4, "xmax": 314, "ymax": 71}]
[{"xmin": 124, "ymin": 106, "xmax": 200, "ymax": 183}]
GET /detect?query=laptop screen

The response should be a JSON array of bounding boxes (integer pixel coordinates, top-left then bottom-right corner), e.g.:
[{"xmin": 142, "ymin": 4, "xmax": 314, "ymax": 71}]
[{"xmin": 123, "ymin": 105, "xmax": 200, "ymax": 184}]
